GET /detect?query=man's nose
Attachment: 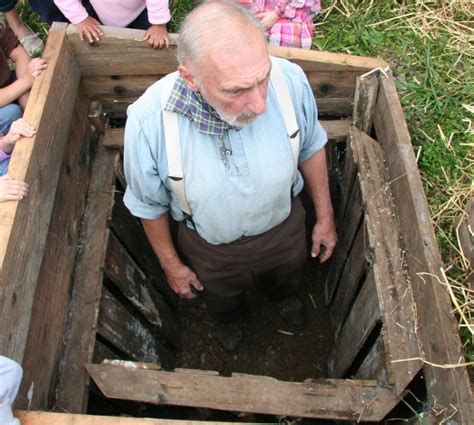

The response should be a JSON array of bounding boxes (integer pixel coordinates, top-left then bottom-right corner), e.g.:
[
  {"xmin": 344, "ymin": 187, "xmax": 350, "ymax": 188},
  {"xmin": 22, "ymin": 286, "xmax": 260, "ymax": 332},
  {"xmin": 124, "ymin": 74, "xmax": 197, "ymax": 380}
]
[{"xmin": 247, "ymin": 86, "xmax": 267, "ymax": 115}]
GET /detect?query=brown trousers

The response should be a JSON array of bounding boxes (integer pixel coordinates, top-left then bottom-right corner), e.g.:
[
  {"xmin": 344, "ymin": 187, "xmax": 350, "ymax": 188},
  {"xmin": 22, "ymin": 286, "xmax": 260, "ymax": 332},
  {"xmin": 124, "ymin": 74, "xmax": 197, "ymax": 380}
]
[{"xmin": 178, "ymin": 197, "xmax": 308, "ymax": 322}]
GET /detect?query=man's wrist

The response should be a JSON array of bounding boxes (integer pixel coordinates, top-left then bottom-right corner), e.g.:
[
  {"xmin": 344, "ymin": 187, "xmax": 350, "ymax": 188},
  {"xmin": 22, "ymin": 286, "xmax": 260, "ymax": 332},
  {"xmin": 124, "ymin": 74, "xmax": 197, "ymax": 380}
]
[{"xmin": 160, "ymin": 255, "xmax": 184, "ymax": 273}]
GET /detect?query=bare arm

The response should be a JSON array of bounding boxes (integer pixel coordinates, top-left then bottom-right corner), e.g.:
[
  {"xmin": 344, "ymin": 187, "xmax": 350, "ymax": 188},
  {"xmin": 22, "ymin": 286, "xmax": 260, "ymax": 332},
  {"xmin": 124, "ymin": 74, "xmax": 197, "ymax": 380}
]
[
  {"xmin": 299, "ymin": 148, "xmax": 337, "ymax": 262},
  {"xmin": 142, "ymin": 213, "xmax": 203, "ymax": 299}
]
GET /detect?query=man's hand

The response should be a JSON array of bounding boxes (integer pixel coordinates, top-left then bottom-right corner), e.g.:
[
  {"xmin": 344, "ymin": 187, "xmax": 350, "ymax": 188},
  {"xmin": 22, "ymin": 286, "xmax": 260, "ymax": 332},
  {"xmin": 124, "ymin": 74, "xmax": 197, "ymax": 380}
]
[
  {"xmin": 163, "ymin": 261, "xmax": 203, "ymax": 299},
  {"xmin": 76, "ymin": 16, "xmax": 103, "ymax": 43},
  {"xmin": 27, "ymin": 57, "xmax": 47, "ymax": 79},
  {"xmin": 310, "ymin": 218, "xmax": 337, "ymax": 263},
  {"xmin": 143, "ymin": 24, "xmax": 169, "ymax": 49}
]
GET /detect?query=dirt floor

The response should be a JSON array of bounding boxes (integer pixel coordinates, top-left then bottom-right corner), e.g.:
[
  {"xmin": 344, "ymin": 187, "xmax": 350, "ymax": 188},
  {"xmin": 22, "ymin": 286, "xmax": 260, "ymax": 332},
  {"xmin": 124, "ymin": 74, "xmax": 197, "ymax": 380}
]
[{"xmin": 175, "ymin": 259, "xmax": 334, "ymax": 382}]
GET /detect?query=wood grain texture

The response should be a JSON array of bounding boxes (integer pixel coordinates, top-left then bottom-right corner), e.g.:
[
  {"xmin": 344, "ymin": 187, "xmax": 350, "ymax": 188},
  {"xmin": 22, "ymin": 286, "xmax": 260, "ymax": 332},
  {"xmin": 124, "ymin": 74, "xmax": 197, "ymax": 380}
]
[
  {"xmin": 86, "ymin": 362, "xmax": 399, "ymax": 421},
  {"xmin": 16, "ymin": 90, "xmax": 95, "ymax": 410},
  {"xmin": 373, "ymin": 76, "xmax": 473, "ymax": 422},
  {"xmin": 0, "ymin": 23, "xmax": 80, "ymax": 362},
  {"xmin": 55, "ymin": 147, "xmax": 119, "ymax": 413}
]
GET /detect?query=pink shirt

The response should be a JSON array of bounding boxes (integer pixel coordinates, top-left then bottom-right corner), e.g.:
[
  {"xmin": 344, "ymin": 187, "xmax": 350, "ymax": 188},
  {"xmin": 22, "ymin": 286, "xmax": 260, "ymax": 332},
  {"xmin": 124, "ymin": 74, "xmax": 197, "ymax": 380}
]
[{"xmin": 53, "ymin": 0, "xmax": 170, "ymax": 27}]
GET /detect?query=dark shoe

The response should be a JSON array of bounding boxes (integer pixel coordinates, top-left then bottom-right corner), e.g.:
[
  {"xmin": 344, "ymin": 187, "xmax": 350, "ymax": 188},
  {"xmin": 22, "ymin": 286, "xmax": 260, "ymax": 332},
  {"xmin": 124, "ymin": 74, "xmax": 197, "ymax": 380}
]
[
  {"xmin": 215, "ymin": 320, "xmax": 243, "ymax": 353},
  {"xmin": 274, "ymin": 296, "xmax": 306, "ymax": 330}
]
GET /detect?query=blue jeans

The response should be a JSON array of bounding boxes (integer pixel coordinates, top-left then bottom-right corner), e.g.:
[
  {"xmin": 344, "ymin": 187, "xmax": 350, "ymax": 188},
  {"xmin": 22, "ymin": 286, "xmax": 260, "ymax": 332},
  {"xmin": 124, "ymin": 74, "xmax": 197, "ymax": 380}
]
[{"xmin": 0, "ymin": 102, "xmax": 21, "ymax": 176}]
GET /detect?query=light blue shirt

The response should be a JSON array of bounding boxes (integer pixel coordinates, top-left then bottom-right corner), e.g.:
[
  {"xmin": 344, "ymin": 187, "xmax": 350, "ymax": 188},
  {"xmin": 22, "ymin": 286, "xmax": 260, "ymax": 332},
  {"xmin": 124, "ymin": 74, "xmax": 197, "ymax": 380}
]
[{"xmin": 124, "ymin": 57, "xmax": 327, "ymax": 245}]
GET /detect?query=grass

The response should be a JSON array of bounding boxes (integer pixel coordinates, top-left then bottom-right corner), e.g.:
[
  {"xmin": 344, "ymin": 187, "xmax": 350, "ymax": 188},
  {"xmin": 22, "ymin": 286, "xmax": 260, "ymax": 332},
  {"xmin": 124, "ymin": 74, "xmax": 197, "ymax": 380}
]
[{"xmin": 15, "ymin": 0, "xmax": 473, "ymax": 360}]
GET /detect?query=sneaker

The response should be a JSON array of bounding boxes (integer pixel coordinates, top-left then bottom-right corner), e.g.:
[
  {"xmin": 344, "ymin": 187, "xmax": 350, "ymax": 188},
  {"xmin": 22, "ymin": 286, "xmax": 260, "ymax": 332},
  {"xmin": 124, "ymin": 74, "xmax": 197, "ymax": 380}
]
[
  {"xmin": 274, "ymin": 295, "xmax": 306, "ymax": 330},
  {"xmin": 215, "ymin": 320, "xmax": 243, "ymax": 354},
  {"xmin": 19, "ymin": 24, "xmax": 44, "ymax": 57}
]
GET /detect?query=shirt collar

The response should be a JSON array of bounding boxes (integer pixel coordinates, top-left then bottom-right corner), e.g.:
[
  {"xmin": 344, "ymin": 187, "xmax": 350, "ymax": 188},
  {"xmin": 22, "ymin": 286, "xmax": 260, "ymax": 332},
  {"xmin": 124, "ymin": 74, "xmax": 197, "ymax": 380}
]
[{"xmin": 163, "ymin": 75, "xmax": 235, "ymax": 137}]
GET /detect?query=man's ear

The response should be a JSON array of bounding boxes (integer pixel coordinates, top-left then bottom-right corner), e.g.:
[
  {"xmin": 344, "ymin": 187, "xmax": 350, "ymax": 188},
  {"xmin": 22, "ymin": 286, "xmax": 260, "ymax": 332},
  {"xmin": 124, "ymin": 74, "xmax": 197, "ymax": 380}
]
[{"xmin": 178, "ymin": 64, "xmax": 200, "ymax": 92}]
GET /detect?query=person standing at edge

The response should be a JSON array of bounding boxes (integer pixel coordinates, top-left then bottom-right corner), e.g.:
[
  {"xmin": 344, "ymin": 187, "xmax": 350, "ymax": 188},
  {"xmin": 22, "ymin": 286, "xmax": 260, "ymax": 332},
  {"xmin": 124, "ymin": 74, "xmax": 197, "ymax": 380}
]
[{"xmin": 124, "ymin": 1, "xmax": 336, "ymax": 353}]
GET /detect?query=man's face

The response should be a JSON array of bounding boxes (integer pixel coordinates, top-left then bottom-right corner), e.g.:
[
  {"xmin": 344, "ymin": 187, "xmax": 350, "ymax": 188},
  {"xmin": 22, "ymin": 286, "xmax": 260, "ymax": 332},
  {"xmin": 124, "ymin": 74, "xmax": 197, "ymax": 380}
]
[{"xmin": 186, "ymin": 40, "xmax": 271, "ymax": 127}]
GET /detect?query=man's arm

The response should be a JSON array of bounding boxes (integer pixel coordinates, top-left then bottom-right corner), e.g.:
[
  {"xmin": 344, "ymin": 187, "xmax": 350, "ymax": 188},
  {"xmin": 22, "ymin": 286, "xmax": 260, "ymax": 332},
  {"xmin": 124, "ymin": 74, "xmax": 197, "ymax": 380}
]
[
  {"xmin": 142, "ymin": 213, "xmax": 203, "ymax": 299},
  {"xmin": 299, "ymin": 148, "xmax": 337, "ymax": 262}
]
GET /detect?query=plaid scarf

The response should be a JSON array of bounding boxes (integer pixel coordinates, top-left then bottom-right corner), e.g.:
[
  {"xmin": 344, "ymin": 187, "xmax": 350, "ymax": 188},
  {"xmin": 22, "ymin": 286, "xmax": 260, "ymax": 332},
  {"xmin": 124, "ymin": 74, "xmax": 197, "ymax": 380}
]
[{"xmin": 164, "ymin": 75, "xmax": 234, "ymax": 136}]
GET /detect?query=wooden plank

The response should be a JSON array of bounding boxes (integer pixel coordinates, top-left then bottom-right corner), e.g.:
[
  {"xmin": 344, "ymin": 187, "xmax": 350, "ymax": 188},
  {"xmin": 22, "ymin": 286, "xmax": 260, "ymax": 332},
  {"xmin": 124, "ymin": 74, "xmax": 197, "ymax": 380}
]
[
  {"xmin": 373, "ymin": 76, "xmax": 473, "ymax": 422},
  {"xmin": 65, "ymin": 26, "xmax": 387, "ymax": 77},
  {"xmin": 328, "ymin": 270, "xmax": 381, "ymax": 378},
  {"xmin": 352, "ymin": 71, "xmax": 379, "ymax": 134},
  {"xmin": 351, "ymin": 126, "xmax": 421, "ymax": 395},
  {"xmin": 110, "ymin": 192, "xmax": 177, "ymax": 306},
  {"xmin": 312, "ymin": 97, "xmax": 353, "ymax": 116},
  {"xmin": 102, "ymin": 128, "xmax": 125, "ymax": 149},
  {"xmin": 330, "ymin": 223, "xmax": 368, "ymax": 338},
  {"xmin": 86, "ymin": 363, "xmax": 399, "ymax": 421},
  {"xmin": 324, "ymin": 177, "xmax": 363, "ymax": 304},
  {"xmin": 16, "ymin": 90, "xmax": 95, "ymax": 410},
  {"xmin": 268, "ymin": 45, "xmax": 388, "ymax": 72},
  {"xmin": 16, "ymin": 410, "xmax": 238, "ymax": 425},
  {"xmin": 93, "ymin": 340, "xmax": 122, "ymax": 364},
  {"xmin": 97, "ymin": 288, "xmax": 175, "ymax": 369},
  {"xmin": 101, "ymin": 121, "xmax": 351, "ymax": 153},
  {"xmin": 0, "ymin": 23, "xmax": 80, "ymax": 363},
  {"xmin": 81, "ymin": 75, "xmax": 161, "ymax": 99},
  {"xmin": 307, "ymin": 71, "xmax": 358, "ymax": 99},
  {"xmin": 105, "ymin": 231, "xmax": 181, "ymax": 349},
  {"xmin": 55, "ymin": 147, "xmax": 119, "ymax": 413},
  {"xmin": 321, "ymin": 119, "xmax": 351, "ymax": 142},
  {"xmin": 355, "ymin": 335, "xmax": 389, "ymax": 383}
]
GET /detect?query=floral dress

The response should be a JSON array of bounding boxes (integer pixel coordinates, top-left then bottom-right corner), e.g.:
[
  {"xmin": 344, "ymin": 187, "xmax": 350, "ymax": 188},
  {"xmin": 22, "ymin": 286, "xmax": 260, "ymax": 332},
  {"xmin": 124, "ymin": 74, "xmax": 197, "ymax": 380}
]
[{"xmin": 239, "ymin": 0, "xmax": 321, "ymax": 49}]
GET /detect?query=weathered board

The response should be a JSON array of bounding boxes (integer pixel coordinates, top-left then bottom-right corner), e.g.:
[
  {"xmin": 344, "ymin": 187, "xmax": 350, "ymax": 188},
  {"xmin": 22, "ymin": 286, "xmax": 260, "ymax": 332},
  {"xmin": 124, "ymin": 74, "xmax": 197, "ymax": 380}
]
[
  {"xmin": 0, "ymin": 23, "xmax": 80, "ymax": 363},
  {"xmin": 16, "ymin": 411, "xmax": 237, "ymax": 425},
  {"xmin": 373, "ymin": 75, "xmax": 473, "ymax": 422},
  {"xmin": 86, "ymin": 362, "xmax": 399, "ymax": 422},
  {"xmin": 16, "ymin": 89, "xmax": 95, "ymax": 410},
  {"xmin": 55, "ymin": 146, "xmax": 119, "ymax": 413}
]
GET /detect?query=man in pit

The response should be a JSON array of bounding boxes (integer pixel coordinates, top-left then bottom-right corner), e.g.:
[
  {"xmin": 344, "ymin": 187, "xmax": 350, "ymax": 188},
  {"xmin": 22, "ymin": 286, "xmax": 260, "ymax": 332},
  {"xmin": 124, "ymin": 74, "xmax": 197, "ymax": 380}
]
[{"xmin": 123, "ymin": 0, "xmax": 336, "ymax": 353}]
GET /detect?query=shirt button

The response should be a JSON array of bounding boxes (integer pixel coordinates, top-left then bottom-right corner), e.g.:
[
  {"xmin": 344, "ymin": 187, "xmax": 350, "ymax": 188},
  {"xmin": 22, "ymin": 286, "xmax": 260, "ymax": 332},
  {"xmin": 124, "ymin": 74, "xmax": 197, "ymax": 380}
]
[{"xmin": 225, "ymin": 150, "xmax": 232, "ymax": 156}]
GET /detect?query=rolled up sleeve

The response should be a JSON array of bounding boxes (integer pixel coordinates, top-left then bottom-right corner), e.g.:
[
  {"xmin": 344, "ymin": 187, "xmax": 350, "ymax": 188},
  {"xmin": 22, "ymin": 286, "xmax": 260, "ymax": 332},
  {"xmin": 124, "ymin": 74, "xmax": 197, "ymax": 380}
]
[
  {"xmin": 295, "ymin": 67, "xmax": 327, "ymax": 163},
  {"xmin": 123, "ymin": 109, "xmax": 170, "ymax": 220}
]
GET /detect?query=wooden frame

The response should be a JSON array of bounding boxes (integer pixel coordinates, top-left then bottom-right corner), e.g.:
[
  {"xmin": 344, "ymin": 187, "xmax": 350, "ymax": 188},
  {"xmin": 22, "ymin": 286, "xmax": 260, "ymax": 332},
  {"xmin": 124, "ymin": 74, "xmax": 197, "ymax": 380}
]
[{"xmin": 1, "ymin": 23, "xmax": 471, "ymax": 423}]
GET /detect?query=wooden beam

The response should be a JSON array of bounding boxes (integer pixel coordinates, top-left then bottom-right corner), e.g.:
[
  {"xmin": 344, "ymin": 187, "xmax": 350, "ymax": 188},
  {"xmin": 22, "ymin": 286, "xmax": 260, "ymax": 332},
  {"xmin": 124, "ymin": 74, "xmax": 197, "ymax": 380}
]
[
  {"xmin": 16, "ymin": 89, "xmax": 95, "ymax": 410},
  {"xmin": 352, "ymin": 71, "xmax": 379, "ymax": 134},
  {"xmin": 101, "ymin": 121, "xmax": 351, "ymax": 152},
  {"xmin": 85, "ymin": 362, "xmax": 399, "ymax": 421},
  {"xmin": 65, "ymin": 26, "xmax": 387, "ymax": 77},
  {"xmin": 328, "ymin": 270, "xmax": 381, "ymax": 378},
  {"xmin": 330, "ymin": 223, "xmax": 368, "ymax": 339},
  {"xmin": 104, "ymin": 231, "xmax": 181, "ymax": 349},
  {"xmin": 0, "ymin": 23, "xmax": 80, "ymax": 362},
  {"xmin": 373, "ymin": 76, "xmax": 473, "ymax": 422},
  {"xmin": 55, "ymin": 147, "xmax": 119, "ymax": 413},
  {"xmin": 97, "ymin": 287, "xmax": 175, "ymax": 369},
  {"xmin": 355, "ymin": 335, "xmax": 389, "ymax": 383},
  {"xmin": 351, "ymin": 127, "xmax": 422, "ymax": 395},
  {"xmin": 16, "ymin": 410, "xmax": 238, "ymax": 425},
  {"xmin": 110, "ymin": 192, "xmax": 177, "ymax": 307}
]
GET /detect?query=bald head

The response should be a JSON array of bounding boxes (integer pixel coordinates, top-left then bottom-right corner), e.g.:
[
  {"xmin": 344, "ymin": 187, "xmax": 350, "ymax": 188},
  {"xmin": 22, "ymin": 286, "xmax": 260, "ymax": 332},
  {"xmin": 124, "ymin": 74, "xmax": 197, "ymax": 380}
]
[{"xmin": 177, "ymin": 1, "xmax": 267, "ymax": 69}]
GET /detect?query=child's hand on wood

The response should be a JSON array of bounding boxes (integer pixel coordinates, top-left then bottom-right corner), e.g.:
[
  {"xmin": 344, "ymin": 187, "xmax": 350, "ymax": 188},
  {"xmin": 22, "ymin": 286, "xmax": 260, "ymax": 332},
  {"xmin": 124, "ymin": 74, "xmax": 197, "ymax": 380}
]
[
  {"xmin": 27, "ymin": 57, "xmax": 47, "ymax": 80},
  {"xmin": 76, "ymin": 16, "xmax": 103, "ymax": 43},
  {"xmin": 143, "ymin": 24, "xmax": 169, "ymax": 49},
  {"xmin": 257, "ymin": 11, "xmax": 280, "ymax": 30},
  {"xmin": 0, "ymin": 175, "xmax": 28, "ymax": 202},
  {"xmin": 0, "ymin": 119, "xmax": 36, "ymax": 154}
]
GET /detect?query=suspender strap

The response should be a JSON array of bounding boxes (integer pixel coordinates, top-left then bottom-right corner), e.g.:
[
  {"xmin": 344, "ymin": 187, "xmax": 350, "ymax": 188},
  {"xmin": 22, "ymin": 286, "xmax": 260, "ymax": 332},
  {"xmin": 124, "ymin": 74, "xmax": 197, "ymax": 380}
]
[
  {"xmin": 270, "ymin": 56, "xmax": 300, "ymax": 182},
  {"xmin": 160, "ymin": 72, "xmax": 192, "ymax": 216},
  {"xmin": 161, "ymin": 59, "xmax": 300, "ymax": 218}
]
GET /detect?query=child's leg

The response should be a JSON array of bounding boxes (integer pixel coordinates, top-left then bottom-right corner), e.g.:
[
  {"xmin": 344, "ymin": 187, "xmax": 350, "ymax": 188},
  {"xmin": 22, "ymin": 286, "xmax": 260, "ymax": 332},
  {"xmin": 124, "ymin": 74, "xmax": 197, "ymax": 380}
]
[
  {"xmin": 0, "ymin": 356, "xmax": 22, "ymax": 425},
  {"xmin": 0, "ymin": 103, "xmax": 22, "ymax": 136}
]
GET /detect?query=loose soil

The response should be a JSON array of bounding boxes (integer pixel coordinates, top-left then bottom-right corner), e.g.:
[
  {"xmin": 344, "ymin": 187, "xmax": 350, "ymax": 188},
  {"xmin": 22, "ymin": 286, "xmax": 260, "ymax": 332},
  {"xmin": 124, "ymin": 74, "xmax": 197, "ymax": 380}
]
[{"xmin": 175, "ymin": 259, "xmax": 334, "ymax": 382}]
